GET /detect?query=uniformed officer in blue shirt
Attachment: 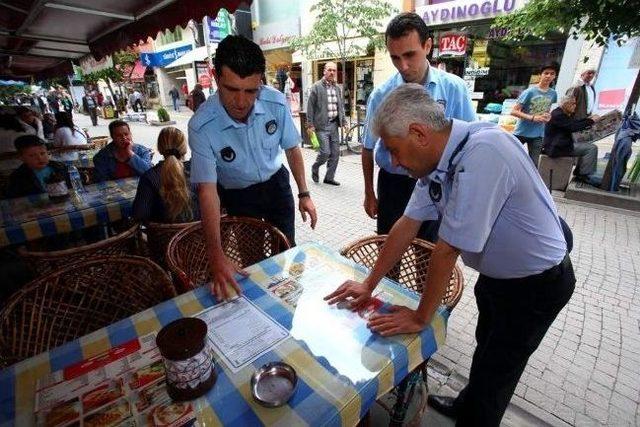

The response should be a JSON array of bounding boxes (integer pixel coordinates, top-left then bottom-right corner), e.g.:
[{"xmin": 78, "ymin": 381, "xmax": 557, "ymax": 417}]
[
  {"xmin": 362, "ymin": 13, "xmax": 476, "ymax": 243},
  {"xmin": 326, "ymin": 84, "xmax": 575, "ymax": 426},
  {"xmin": 189, "ymin": 36, "xmax": 317, "ymax": 299}
]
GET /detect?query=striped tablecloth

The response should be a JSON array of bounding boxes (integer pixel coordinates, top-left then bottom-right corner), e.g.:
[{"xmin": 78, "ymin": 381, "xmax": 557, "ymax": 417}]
[
  {"xmin": 0, "ymin": 243, "xmax": 448, "ymax": 426},
  {"xmin": 0, "ymin": 177, "xmax": 138, "ymax": 247}
]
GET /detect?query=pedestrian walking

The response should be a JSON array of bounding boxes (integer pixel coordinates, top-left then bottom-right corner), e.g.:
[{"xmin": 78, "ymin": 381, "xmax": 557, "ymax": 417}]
[
  {"xmin": 307, "ymin": 62, "xmax": 346, "ymax": 186},
  {"xmin": 169, "ymin": 86, "xmax": 180, "ymax": 111}
]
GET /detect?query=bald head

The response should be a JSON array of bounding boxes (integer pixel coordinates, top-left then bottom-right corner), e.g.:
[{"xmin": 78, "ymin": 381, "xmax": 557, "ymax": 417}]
[{"xmin": 323, "ymin": 62, "xmax": 337, "ymax": 84}]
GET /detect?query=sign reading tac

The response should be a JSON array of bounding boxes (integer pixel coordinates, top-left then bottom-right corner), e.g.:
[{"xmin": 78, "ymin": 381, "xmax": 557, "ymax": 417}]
[{"xmin": 439, "ymin": 34, "xmax": 467, "ymax": 56}]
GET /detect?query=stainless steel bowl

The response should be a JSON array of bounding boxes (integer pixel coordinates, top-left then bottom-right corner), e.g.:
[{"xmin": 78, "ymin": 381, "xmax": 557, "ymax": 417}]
[{"xmin": 250, "ymin": 362, "xmax": 298, "ymax": 407}]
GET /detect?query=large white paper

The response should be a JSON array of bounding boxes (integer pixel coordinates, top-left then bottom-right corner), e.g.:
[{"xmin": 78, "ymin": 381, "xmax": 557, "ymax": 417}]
[{"xmin": 196, "ymin": 296, "xmax": 289, "ymax": 373}]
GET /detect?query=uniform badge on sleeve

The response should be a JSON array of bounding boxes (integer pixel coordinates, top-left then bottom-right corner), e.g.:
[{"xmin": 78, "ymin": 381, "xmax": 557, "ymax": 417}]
[
  {"xmin": 265, "ymin": 120, "xmax": 277, "ymax": 135},
  {"xmin": 221, "ymin": 146, "xmax": 236, "ymax": 162},
  {"xmin": 429, "ymin": 181, "xmax": 442, "ymax": 202}
]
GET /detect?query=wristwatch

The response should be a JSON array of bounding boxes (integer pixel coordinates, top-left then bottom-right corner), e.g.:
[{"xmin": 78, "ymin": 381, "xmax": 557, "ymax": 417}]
[{"xmin": 298, "ymin": 191, "xmax": 311, "ymax": 198}]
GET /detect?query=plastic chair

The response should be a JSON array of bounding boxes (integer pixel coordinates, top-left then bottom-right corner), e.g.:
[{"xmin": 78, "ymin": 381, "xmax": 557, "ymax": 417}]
[
  {"xmin": 166, "ymin": 217, "xmax": 291, "ymax": 292},
  {"xmin": 0, "ymin": 256, "xmax": 176, "ymax": 366}
]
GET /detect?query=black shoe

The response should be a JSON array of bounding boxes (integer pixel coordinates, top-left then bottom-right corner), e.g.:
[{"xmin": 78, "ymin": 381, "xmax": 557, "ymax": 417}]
[
  {"xmin": 427, "ymin": 395, "xmax": 459, "ymax": 418},
  {"xmin": 312, "ymin": 170, "xmax": 319, "ymax": 183},
  {"xmin": 323, "ymin": 179, "xmax": 340, "ymax": 186}
]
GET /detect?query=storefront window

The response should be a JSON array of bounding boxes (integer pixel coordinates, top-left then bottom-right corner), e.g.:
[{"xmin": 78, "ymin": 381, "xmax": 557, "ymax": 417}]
[{"xmin": 432, "ymin": 23, "xmax": 566, "ymax": 113}]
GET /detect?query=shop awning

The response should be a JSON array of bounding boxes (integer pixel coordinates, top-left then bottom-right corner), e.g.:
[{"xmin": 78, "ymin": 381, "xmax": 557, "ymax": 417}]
[
  {"xmin": 0, "ymin": 0, "xmax": 248, "ymax": 80},
  {"xmin": 164, "ymin": 46, "xmax": 212, "ymax": 69}
]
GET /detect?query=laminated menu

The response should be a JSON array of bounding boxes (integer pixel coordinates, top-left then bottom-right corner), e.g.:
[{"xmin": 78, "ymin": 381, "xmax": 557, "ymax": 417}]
[{"xmin": 34, "ymin": 334, "xmax": 199, "ymax": 427}]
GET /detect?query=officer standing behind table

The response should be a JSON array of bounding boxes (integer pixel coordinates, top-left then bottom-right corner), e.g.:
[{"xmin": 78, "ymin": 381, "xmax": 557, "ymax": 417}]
[
  {"xmin": 189, "ymin": 35, "xmax": 318, "ymax": 299},
  {"xmin": 362, "ymin": 12, "xmax": 476, "ymax": 243},
  {"xmin": 325, "ymin": 85, "xmax": 575, "ymax": 426}
]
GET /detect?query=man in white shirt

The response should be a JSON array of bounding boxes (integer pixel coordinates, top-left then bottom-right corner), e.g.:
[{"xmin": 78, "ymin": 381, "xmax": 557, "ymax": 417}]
[{"xmin": 567, "ymin": 68, "xmax": 596, "ymax": 120}]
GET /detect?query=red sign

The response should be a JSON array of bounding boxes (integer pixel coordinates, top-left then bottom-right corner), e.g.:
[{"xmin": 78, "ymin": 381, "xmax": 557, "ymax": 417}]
[
  {"xmin": 598, "ymin": 89, "xmax": 626, "ymax": 109},
  {"xmin": 439, "ymin": 34, "xmax": 467, "ymax": 56}
]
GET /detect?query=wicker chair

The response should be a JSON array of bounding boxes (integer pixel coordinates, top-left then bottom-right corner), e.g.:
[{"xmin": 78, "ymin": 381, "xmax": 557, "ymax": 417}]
[
  {"xmin": 341, "ymin": 235, "xmax": 465, "ymax": 425},
  {"xmin": 18, "ymin": 224, "xmax": 140, "ymax": 276},
  {"xmin": 143, "ymin": 221, "xmax": 200, "ymax": 268},
  {"xmin": 166, "ymin": 217, "xmax": 291, "ymax": 292},
  {"xmin": 341, "ymin": 235, "xmax": 463, "ymax": 311},
  {"xmin": 0, "ymin": 256, "xmax": 176, "ymax": 366}
]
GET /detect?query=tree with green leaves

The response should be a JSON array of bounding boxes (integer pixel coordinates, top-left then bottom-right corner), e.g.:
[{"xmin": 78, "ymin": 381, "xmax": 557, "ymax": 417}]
[
  {"xmin": 290, "ymin": 0, "xmax": 396, "ymax": 88},
  {"xmin": 493, "ymin": 0, "xmax": 640, "ymax": 46}
]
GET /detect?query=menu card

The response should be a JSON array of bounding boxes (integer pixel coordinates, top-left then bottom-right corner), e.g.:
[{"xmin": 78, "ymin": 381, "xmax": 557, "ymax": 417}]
[{"xmin": 34, "ymin": 334, "xmax": 198, "ymax": 427}]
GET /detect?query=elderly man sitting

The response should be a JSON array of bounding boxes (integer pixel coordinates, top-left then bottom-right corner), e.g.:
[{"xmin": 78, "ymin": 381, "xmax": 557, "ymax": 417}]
[{"xmin": 543, "ymin": 94, "xmax": 600, "ymax": 181}]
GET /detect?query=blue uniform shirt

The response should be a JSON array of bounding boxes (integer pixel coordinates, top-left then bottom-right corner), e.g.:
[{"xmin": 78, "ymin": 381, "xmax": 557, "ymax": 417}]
[
  {"xmin": 404, "ymin": 120, "xmax": 567, "ymax": 279},
  {"xmin": 189, "ymin": 86, "xmax": 300, "ymax": 189},
  {"xmin": 363, "ymin": 65, "xmax": 476, "ymax": 175}
]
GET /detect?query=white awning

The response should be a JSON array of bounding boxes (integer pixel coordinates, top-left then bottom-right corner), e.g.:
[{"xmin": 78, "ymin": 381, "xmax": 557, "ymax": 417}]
[{"xmin": 164, "ymin": 45, "xmax": 214, "ymax": 69}]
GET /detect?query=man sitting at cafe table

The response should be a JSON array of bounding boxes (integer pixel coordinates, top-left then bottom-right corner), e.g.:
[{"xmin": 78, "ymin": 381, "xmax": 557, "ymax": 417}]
[
  {"xmin": 324, "ymin": 84, "xmax": 575, "ymax": 426},
  {"xmin": 93, "ymin": 120, "xmax": 153, "ymax": 182}
]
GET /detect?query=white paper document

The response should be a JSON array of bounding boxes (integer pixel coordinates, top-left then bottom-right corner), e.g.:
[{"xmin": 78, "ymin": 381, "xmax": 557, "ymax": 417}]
[{"xmin": 196, "ymin": 296, "xmax": 289, "ymax": 373}]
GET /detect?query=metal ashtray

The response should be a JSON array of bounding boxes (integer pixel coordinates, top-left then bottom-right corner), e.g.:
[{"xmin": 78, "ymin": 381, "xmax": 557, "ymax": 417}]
[{"xmin": 251, "ymin": 362, "xmax": 298, "ymax": 407}]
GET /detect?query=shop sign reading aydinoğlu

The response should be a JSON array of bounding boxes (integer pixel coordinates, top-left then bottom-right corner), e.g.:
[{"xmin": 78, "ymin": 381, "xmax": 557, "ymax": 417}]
[{"xmin": 417, "ymin": 0, "xmax": 526, "ymax": 26}]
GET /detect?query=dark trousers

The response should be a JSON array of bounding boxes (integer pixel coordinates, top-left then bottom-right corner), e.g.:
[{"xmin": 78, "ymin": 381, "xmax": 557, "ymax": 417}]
[
  {"xmin": 88, "ymin": 107, "xmax": 98, "ymax": 126},
  {"xmin": 455, "ymin": 255, "xmax": 576, "ymax": 426},
  {"xmin": 218, "ymin": 166, "xmax": 296, "ymax": 245},
  {"xmin": 515, "ymin": 135, "xmax": 543, "ymax": 167},
  {"xmin": 377, "ymin": 168, "xmax": 440, "ymax": 242}
]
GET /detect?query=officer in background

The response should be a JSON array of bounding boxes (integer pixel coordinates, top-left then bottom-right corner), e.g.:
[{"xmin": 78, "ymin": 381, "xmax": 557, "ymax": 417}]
[
  {"xmin": 189, "ymin": 35, "xmax": 317, "ymax": 299},
  {"xmin": 362, "ymin": 12, "xmax": 475, "ymax": 243},
  {"xmin": 325, "ymin": 85, "xmax": 575, "ymax": 426}
]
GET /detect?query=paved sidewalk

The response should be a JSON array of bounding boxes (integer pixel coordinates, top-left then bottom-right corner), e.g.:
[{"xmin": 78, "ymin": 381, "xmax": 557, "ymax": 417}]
[{"xmin": 294, "ymin": 148, "xmax": 640, "ymax": 426}]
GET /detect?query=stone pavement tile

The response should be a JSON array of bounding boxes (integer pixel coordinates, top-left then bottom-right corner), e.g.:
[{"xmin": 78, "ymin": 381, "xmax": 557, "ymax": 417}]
[{"xmin": 574, "ymin": 412, "xmax": 603, "ymax": 427}]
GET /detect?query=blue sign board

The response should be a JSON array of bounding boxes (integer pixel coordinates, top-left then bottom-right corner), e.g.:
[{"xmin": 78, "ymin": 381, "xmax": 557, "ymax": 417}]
[{"xmin": 139, "ymin": 44, "xmax": 193, "ymax": 67}]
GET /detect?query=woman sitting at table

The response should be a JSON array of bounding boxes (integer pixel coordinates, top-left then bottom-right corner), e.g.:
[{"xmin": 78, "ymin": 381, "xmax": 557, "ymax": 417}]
[
  {"xmin": 3, "ymin": 135, "xmax": 70, "ymax": 199},
  {"xmin": 133, "ymin": 127, "xmax": 200, "ymax": 223},
  {"xmin": 52, "ymin": 111, "xmax": 88, "ymax": 161},
  {"xmin": 133, "ymin": 127, "xmax": 199, "ymax": 223},
  {"xmin": 543, "ymin": 94, "xmax": 600, "ymax": 181},
  {"xmin": 93, "ymin": 120, "xmax": 153, "ymax": 182}
]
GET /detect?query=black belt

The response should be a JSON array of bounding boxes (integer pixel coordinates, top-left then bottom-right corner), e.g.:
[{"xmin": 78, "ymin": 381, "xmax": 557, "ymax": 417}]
[{"xmin": 329, "ymin": 116, "xmax": 339, "ymax": 123}]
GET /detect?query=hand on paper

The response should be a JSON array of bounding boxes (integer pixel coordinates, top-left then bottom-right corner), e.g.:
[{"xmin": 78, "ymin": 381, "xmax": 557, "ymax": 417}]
[
  {"xmin": 367, "ymin": 305, "xmax": 427, "ymax": 336},
  {"xmin": 209, "ymin": 255, "xmax": 249, "ymax": 300},
  {"xmin": 324, "ymin": 279, "xmax": 373, "ymax": 311}
]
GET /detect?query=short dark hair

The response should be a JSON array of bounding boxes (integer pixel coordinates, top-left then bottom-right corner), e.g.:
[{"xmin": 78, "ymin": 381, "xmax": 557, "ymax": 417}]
[
  {"xmin": 214, "ymin": 35, "xmax": 265, "ymax": 78},
  {"xmin": 540, "ymin": 61, "xmax": 560, "ymax": 75},
  {"xmin": 108, "ymin": 120, "xmax": 129, "ymax": 137},
  {"xmin": 14, "ymin": 134, "xmax": 46, "ymax": 152},
  {"xmin": 385, "ymin": 12, "xmax": 430, "ymax": 45}
]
